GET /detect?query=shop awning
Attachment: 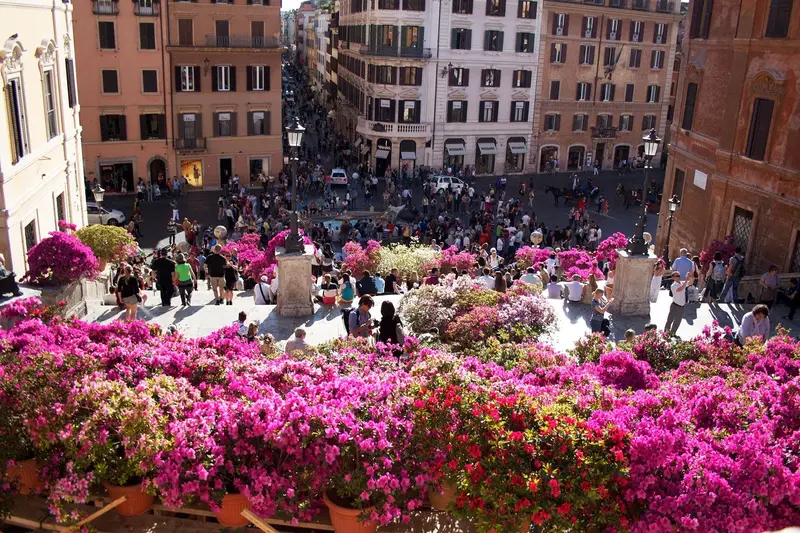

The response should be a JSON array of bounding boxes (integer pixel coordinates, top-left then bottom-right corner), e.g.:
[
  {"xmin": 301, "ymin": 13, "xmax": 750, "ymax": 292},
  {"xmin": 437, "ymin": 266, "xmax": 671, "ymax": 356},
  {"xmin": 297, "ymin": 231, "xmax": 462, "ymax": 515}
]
[
  {"xmin": 478, "ymin": 142, "xmax": 498, "ymax": 155},
  {"xmin": 375, "ymin": 148, "xmax": 390, "ymax": 159},
  {"xmin": 445, "ymin": 143, "xmax": 466, "ymax": 156},
  {"xmin": 360, "ymin": 144, "xmax": 370, "ymax": 154},
  {"xmin": 508, "ymin": 141, "xmax": 527, "ymax": 154},
  {"xmin": 354, "ymin": 138, "xmax": 362, "ymax": 147},
  {"xmin": 400, "ymin": 151, "xmax": 416, "ymax": 160}
]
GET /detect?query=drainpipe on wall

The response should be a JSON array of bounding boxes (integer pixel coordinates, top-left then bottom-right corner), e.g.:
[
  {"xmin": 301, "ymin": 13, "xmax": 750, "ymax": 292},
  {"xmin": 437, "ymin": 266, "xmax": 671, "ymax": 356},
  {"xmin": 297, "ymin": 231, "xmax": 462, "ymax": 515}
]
[
  {"xmin": 159, "ymin": 1, "xmax": 170, "ymax": 179},
  {"xmin": 165, "ymin": 0, "xmax": 179, "ymax": 184}
]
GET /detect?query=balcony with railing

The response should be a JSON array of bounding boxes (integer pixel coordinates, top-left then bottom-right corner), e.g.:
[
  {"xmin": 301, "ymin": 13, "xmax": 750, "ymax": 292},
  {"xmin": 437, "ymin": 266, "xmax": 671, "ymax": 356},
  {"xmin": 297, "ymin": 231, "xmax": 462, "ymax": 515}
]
[
  {"xmin": 631, "ymin": 0, "xmax": 650, "ymax": 10},
  {"xmin": 360, "ymin": 45, "xmax": 431, "ymax": 59},
  {"xmin": 176, "ymin": 138, "xmax": 207, "ymax": 152},
  {"xmin": 607, "ymin": 0, "xmax": 627, "ymax": 7},
  {"xmin": 92, "ymin": 0, "xmax": 118, "ymax": 15},
  {"xmin": 357, "ymin": 118, "xmax": 430, "ymax": 136},
  {"xmin": 173, "ymin": 35, "xmax": 282, "ymax": 49},
  {"xmin": 655, "ymin": 0, "xmax": 674, "ymax": 12},
  {"xmin": 133, "ymin": 2, "xmax": 160, "ymax": 16}
]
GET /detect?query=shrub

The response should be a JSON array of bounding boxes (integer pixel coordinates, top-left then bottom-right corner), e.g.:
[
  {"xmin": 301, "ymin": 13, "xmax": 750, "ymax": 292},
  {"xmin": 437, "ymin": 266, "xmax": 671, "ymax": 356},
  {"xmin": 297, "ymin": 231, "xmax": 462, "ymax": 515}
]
[
  {"xmin": 22, "ymin": 231, "xmax": 98, "ymax": 286},
  {"xmin": 377, "ymin": 242, "xmax": 440, "ymax": 278},
  {"xmin": 75, "ymin": 224, "xmax": 137, "ymax": 263}
]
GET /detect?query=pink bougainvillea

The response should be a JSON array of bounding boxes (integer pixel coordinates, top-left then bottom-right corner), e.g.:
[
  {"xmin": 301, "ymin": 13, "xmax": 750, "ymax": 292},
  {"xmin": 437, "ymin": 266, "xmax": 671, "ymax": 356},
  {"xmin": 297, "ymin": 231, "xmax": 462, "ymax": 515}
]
[
  {"xmin": 341, "ymin": 240, "xmax": 381, "ymax": 277},
  {"xmin": 22, "ymin": 231, "xmax": 98, "ymax": 286},
  {"xmin": 596, "ymin": 232, "xmax": 629, "ymax": 270}
]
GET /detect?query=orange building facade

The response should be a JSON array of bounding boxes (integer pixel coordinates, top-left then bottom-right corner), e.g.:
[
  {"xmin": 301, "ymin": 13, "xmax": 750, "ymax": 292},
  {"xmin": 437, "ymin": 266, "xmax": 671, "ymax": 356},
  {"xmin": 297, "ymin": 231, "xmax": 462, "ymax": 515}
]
[
  {"xmin": 73, "ymin": 0, "xmax": 283, "ymax": 191},
  {"xmin": 657, "ymin": 0, "xmax": 800, "ymax": 274}
]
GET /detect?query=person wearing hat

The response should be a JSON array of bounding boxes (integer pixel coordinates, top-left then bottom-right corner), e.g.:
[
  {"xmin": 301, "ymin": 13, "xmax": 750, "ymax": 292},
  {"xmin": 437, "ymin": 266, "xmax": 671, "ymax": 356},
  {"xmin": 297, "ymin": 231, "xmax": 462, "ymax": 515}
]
[
  {"xmin": 150, "ymin": 248, "xmax": 176, "ymax": 306},
  {"xmin": 254, "ymin": 274, "xmax": 271, "ymax": 305}
]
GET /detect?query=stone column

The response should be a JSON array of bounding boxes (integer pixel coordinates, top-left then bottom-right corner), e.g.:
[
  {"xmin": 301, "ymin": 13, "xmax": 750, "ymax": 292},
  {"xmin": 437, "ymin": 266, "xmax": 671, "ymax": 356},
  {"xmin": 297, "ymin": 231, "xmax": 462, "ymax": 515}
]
[
  {"xmin": 609, "ymin": 249, "xmax": 656, "ymax": 316},
  {"xmin": 275, "ymin": 244, "xmax": 315, "ymax": 317}
]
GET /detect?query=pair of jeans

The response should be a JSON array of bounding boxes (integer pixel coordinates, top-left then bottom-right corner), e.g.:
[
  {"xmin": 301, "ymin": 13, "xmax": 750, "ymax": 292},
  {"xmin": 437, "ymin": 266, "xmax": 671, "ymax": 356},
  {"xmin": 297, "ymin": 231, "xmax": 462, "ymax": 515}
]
[
  {"xmin": 720, "ymin": 276, "xmax": 741, "ymax": 303},
  {"xmin": 178, "ymin": 281, "xmax": 193, "ymax": 305},
  {"xmin": 664, "ymin": 302, "xmax": 685, "ymax": 335}
]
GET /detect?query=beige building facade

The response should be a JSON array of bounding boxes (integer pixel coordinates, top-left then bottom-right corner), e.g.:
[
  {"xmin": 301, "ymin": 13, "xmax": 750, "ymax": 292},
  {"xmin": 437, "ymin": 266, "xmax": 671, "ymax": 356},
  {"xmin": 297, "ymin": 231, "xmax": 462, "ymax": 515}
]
[{"xmin": 0, "ymin": 0, "xmax": 87, "ymax": 274}]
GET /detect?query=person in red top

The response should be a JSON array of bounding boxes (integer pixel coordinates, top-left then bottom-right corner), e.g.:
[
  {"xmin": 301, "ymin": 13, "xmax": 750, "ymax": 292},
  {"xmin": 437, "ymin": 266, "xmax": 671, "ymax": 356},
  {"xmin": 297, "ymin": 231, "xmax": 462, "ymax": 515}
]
[
  {"xmin": 424, "ymin": 268, "xmax": 440, "ymax": 285},
  {"xmin": 578, "ymin": 197, "xmax": 586, "ymax": 212}
]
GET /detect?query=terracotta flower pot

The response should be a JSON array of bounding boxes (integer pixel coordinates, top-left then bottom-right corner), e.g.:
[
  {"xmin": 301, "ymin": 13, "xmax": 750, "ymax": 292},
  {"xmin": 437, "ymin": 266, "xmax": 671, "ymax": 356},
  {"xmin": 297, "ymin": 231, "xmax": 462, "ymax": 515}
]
[
  {"xmin": 487, "ymin": 518, "xmax": 532, "ymax": 533},
  {"xmin": 7, "ymin": 459, "xmax": 42, "ymax": 495},
  {"xmin": 104, "ymin": 482, "xmax": 154, "ymax": 517},
  {"xmin": 427, "ymin": 481, "xmax": 456, "ymax": 511},
  {"xmin": 215, "ymin": 492, "xmax": 251, "ymax": 527},
  {"xmin": 323, "ymin": 491, "xmax": 378, "ymax": 533}
]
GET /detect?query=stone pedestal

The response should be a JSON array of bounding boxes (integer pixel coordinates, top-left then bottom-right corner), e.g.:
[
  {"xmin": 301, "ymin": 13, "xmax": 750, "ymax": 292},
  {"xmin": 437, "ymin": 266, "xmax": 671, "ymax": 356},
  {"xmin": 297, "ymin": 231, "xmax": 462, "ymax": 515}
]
[
  {"xmin": 275, "ymin": 244, "xmax": 315, "ymax": 317},
  {"xmin": 609, "ymin": 249, "xmax": 656, "ymax": 316}
]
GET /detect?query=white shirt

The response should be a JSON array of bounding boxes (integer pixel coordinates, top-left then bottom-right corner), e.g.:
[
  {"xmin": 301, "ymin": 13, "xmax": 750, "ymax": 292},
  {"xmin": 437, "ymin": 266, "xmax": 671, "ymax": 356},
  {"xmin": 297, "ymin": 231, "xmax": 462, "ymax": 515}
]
[
  {"xmin": 479, "ymin": 275, "xmax": 495, "ymax": 289},
  {"xmin": 519, "ymin": 273, "xmax": 543, "ymax": 290},
  {"xmin": 496, "ymin": 238, "xmax": 504, "ymax": 252},
  {"xmin": 566, "ymin": 281, "xmax": 584, "ymax": 302},
  {"xmin": 232, "ymin": 320, "xmax": 248, "ymax": 336},
  {"xmin": 671, "ymin": 281, "xmax": 687, "ymax": 306},
  {"xmin": 489, "ymin": 254, "xmax": 500, "ymax": 268},
  {"xmin": 546, "ymin": 283, "xmax": 563, "ymax": 299},
  {"xmin": 522, "ymin": 214, "xmax": 530, "ymax": 226},
  {"xmin": 546, "ymin": 258, "xmax": 558, "ymax": 276},
  {"xmin": 254, "ymin": 282, "xmax": 271, "ymax": 304}
]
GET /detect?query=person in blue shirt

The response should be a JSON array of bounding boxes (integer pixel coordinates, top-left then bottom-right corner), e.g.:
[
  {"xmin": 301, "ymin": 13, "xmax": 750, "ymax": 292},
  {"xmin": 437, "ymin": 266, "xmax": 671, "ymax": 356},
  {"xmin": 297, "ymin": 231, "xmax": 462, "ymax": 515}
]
[
  {"xmin": 778, "ymin": 277, "xmax": 800, "ymax": 321},
  {"xmin": 670, "ymin": 248, "xmax": 695, "ymax": 281},
  {"xmin": 375, "ymin": 273, "xmax": 386, "ymax": 295}
]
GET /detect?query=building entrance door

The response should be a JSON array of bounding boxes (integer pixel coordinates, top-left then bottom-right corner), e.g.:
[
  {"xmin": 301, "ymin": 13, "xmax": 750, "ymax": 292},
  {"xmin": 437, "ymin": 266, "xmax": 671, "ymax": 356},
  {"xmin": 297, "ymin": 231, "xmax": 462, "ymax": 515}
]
[
  {"xmin": 595, "ymin": 143, "xmax": 606, "ymax": 169},
  {"xmin": 220, "ymin": 158, "xmax": 232, "ymax": 189}
]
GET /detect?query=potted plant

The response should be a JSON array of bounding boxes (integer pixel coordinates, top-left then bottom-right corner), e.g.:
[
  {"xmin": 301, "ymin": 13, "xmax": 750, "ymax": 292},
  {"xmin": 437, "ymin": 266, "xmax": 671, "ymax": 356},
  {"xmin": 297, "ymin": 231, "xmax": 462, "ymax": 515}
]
[
  {"xmin": 22, "ymin": 230, "xmax": 98, "ymax": 286},
  {"xmin": 75, "ymin": 224, "xmax": 137, "ymax": 271}
]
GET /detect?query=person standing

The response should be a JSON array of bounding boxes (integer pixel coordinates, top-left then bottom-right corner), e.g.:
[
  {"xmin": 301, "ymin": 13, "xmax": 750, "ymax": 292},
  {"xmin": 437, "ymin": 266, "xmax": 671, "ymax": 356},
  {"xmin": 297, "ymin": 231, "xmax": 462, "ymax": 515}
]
[
  {"xmin": 650, "ymin": 261, "xmax": 666, "ymax": 303},
  {"xmin": 664, "ymin": 271, "xmax": 691, "ymax": 335},
  {"xmin": 167, "ymin": 218, "xmax": 177, "ymax": 245},
  {"xmin": 720, "ymin": 247, "xmax": 746, "ymax": 303},
  {"xmin": 671, "ymin": 248, "xmax": 695, "ymax": 281},
  {"xmin": 759, "ymin": 265, "xmax": 780, "ymax": 309},
  {"xmin": 205, "ymin": 244, "xmax": 226, "ymax": 305},
  {"xmin": 150, "ymin": 249, "xmax": 176, "ymax": 307},
  {"xmin": 778, "ymin": 277, "xmax": 800, "ymax": 321},
  {"xmin": 222, "ymin": 257, "xmax": 239, "ymax": 306},
  {"xmin": 116, "ymin": 265, "xmax": 141, "ymax": 321},
  {"xmin": 174, "ymin": 253, "xmax": 196, "ymax": 306}
]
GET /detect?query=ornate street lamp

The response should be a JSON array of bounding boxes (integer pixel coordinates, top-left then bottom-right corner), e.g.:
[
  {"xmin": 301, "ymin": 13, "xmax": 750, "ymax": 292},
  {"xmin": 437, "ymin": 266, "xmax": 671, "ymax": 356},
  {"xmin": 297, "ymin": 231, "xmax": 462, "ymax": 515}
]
[
  {"xmin": 661, "ymin": 194, "xmax": 680, "ymax": 265},
  {"xmin": 626, "ymin": 128, "xmax": 661, "ymax": 255},
  {"xmin": 92, "ymin": 183, "xmax": 105, "ymax": 210},
  {"xmin": 283, "ymin": 116, "xmax": 306, "ymax": 254}
]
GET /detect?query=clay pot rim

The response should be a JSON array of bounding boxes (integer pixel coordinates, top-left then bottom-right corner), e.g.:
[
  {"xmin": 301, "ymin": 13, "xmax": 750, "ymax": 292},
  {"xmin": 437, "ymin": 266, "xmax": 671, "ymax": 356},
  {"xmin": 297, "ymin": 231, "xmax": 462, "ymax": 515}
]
[
  {"xmin": 221, "ymin": 492, "xmax": 249, "ymax": 502},
  {"xmin": 323, "ymin": 491, "xmax": 376, "ymax": 518},
  {"xmin": 103, "ymin": 481, "xmax": 145, "ymax": 491}
]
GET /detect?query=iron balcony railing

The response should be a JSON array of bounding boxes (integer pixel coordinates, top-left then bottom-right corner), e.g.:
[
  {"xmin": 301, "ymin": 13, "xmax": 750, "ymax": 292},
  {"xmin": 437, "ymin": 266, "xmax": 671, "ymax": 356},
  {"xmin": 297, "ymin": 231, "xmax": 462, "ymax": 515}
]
[
  {"xmin": 202, "ymin": 35, "xmax": 282, "ymax": 48},
  {"xmin": 360, "ymin": 45, "xmax": 432, "ymax": 58},
  {"xmin": 631, "ymin": 0, "xmax": 650, "ymax": 10},
  {"xmin": 655, "ymin": 0, "xmax": 674, "ymax": 12},
  {"xmin": 133, "ymin": 2, "xmax": 160, "ymax": 16},
  {"xmin": 92, "ymin": 1, "xmax": 119, "ymax": 15},
  {"xmin": 176, "ymin": 137, "xmax": 207, "ymax": 151}
]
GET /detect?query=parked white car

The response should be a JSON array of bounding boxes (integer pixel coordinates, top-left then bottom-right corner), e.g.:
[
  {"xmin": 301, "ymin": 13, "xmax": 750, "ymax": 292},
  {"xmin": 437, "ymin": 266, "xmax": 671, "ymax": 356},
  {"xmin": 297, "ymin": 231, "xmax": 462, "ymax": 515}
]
[
  {"xmin": 329, "ymin": 168, "xmax": 349, "ymax": 186},
  {"xmin": 86, "ymin": 202, "xmax": 126, "ymax": 226},
  {"xmin": 429, "ymin": 175, "xmax": 466, "ymax": 195}
]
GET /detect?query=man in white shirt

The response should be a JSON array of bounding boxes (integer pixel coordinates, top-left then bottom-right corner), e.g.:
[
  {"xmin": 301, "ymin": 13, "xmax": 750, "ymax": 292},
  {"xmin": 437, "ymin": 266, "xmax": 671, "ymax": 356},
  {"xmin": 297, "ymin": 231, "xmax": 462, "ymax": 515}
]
[
  {"xmin": 285, "ymin": 328, "xmax": 311, "ymax": 354},
  {"xmin": 664, "ymin": 271, "xmax": 690, "ymax": 335},
  {"xmin": 521, "ymin": 213, "xmax": 530, "ymax": 227},
  {"xmin": 478, "ymin": 268, "xmax": 495, "ymax": 289},
  {"xmin": 519, "ymin": 267, "xmax": 543, "ymax": 291},
  {"xmin": 546, "ymin": 276, "xmax": 563, "ymax": 299},
  {"xmin": 564, "ymin": 274, "xmax": 585, "ymax": 302},
  {"xmin": 545, "ymin": 253, "xmax": 559, "ymax": 277},
  {"xmin": 254, "ymin": 275, "xmax": 271, "ymax": 305}
]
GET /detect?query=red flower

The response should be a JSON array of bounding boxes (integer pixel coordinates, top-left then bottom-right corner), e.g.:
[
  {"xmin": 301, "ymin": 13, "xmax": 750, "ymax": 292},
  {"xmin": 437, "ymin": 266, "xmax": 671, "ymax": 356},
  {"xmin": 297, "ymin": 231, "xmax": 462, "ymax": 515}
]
[
  {"xmin": 528, "ymin": 480, "xmax": 538, "ymax": 492},
  {"xmin": 557, "ymin": 502, "xmax": 571, "ymax": 515},
  {"xmin": 548, "ymin": 478, "xmax": 561, "ymax": 498}
]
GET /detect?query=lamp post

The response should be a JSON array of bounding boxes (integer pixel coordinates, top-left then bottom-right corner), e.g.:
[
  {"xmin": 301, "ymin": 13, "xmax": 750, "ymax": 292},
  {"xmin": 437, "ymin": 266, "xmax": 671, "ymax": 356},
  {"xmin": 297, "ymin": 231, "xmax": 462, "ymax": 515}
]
[
  {"xmin": 626, "ymin": 128, "xmax": 661, "ymax": 256},
  {"xmin": 284, "ymin": 116, "xmax": 306, "ymax": 253},
  {"xmin": 661, "ymin": 194, "xmax": 680, "ymax": 265},
  {"xmin": 91, "ymin": 183, "xmax": 105, "ymax": 210}
]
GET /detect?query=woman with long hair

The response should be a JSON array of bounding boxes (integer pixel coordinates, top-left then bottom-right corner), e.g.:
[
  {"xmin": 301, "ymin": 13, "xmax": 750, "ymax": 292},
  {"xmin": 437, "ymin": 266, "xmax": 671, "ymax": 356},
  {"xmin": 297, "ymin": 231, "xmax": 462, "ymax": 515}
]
[
  {"xmin": 377, "ymin": 301, "xmax": 405, "ymax": 355},
  {"xmin": 116, "ymin": 264, "xmax": 140, "ymax": 322},
  {"xmin": 650, "ymin": 260, "xmax": 666, "ymax": 303}
]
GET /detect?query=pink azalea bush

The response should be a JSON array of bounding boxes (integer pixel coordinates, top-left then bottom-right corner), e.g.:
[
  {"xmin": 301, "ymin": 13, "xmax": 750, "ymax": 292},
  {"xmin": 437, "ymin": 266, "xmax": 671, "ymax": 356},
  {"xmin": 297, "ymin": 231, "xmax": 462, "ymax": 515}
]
[
  {"xmin": 433, "ymin": 246, "xmax": 478, "ymax": 275},
  {"xmin": 596, "ymin": 232, "xmax": 630, "ymax": 270},
  {"xmin": 515, "ymin": 246, "xmax": 605, "ymax": 281},
  {"xmin": 341, "ymin": 240, "xmax": 381, "ymax": 277},
  {"xmin": 22, "ymin": 231, "xmax": 98, "ymax": 286}
]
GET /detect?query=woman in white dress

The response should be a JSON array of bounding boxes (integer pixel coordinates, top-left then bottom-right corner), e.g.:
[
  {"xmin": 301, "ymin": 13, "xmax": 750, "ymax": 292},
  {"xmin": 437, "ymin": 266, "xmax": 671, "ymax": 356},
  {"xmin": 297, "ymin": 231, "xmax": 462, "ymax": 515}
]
[{"xmin": 650, "ymin": 261, "xmax": 666, "ymax": 303}]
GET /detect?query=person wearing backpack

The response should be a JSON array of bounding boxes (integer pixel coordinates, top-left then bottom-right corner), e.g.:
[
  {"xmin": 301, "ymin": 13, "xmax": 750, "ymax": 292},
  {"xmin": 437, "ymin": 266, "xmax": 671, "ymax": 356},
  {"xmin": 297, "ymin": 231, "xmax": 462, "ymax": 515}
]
[
  {"xmin": 720, "ymin": 247, "xmax": 745, "ymax": 303},
  {"xmin": 704, "ymin": 252, "xmax": 727, "ymax": 303},
  {"xmin": 343, "ymin": 295, "xmax": 375, "ymax": 338}
]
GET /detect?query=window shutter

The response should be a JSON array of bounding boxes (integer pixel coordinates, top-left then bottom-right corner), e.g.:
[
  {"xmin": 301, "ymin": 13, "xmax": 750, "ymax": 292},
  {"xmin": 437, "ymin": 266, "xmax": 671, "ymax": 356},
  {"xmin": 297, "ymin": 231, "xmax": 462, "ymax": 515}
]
[
  {"xmin": 140, "ymin": 114, "xmax": 148, "ymax": 140},
  {"xmin": 562, "ymin": 43, "xmax": 567, "ymax": 59},
  {"xmin": 230, "ymin": 113, "xmax": 237, "ymax": 136},
  {"xmin": 550, "ymin": 43, "xmax": 557, "ymax": 62},
  {"xmin": 65, "ymin": 59, "xmax": 77, "ymax": 108},
  {"xmin": 265, "ymin": 111, "xmax": 271, "ymax": 135},
  {"xmin": 576, "ymin": 83, "xmax": 581, "ymax": 100},
  {"xmin": 581, "ymin": 16, "xmax": 587, "ymax": 35},
  {"xmin": 389, "ymin": 100, "xmax": 396, "ymax": 122},
  {"xmin": 700, "ymin": 0, "xmax": 714, "ymax": 37},
  {"xmin": 497, "ymin": 32, "xmax": 504, "ymax": 50},
  {"xmin": 610, "ymin": 84, "xmax": 616, "ymax": 101},
  {"xmin": 392, "ymin": 66, "xmax": 398, "ymax": 84},
  {"xmin": 484, "ymin": 30, "xmax": 490, "ymax": 50},
  {"xmin": 682, "ymin": 83, "xmax": 698, "ymax": 130},
  {"xmin": 485, "ymin": 0, "xmax": 491, "ymax": 15},
  {"xmin": 175, "ymin": 67, "xmax": 183, "ymax": 92},
  {"xmin": 195, "ymin": 114, "xmax": 202, "ymax": 138},
  {"xmin": 629, "ymin": 21, "xmax": 635, "ymax": 40},
  {"xmin": 212, "ymin": 67, "xmax": 218, "ymax": 92},
  {"xmin": 418, "ymin": 26, "xmax": 425, "ymax": 47},
  {"xmin": 689, "ymin": 0, "xmax": 704, "ymax": 37},
  {"xmin": 451, "ymin": 29, "xmax": 457, "ymax": 48},
  {"xmin": 516, "ymin": 33, "xmax": 522, "ymax": 52},
  {"xmin": 588, "ymin": 45, "xmax": 595, "ymax": 64},
  {"xmin": 550, "ymin": 80, "xmax": 559, "ymax": 100},
  {"xmin": 447, "ymin": 102, "xmax": 453, "ymax": 122},
  {"xmin": 606, "ymin": 20, "xmax": 612, "ymax": 39},
  {"xmin": 265, "ymin": 66, "xmax": 270, "ymax": 90},
  {"xmin": 100, "ymin": 115, "xmax": 108, "ymax": 141},
  {"xmin": 509, "ymin": 102, "xmax": 515, "ymax": 122},
  {"xmin": 177, "ymin": 114, "xmax": 186, "ymax": 140},
  {"xmin": 746, "ymin": 98, "xmax": 774, "ymax": 160},
  {"xmin": 766, "ymin": 0, "xmax": 792, "ymax": 38},
  {"xmin": 518, "ymin": 0, "xmax": 523, "ymax": 18},
  {"xmin": 158, "ymin": 114, "xmax": 167, "ymax": 139},
  {"xmin": 246, "ymin": 66, "xmax": 253, "ymax": 90},
  {"xmin": 655, "ymin": 86, "xmax": 660, "ymax": 102},
  {"xmin": 563, "ymin": 14, "xmax": 569, "ymax": 34},
  {"xmin": 414, "ymin": 101, "xmax": 421, "ymax": 123},
  {"xmin": 247, "ymin": 112, "xmax": 254, "ymax": 135},
  {"xmin": 523, "ymin": 102, "xmax": 529, "ymax": 121},
  {"xmin": 194, "ymin": 66, "xmax": 201, "ymax": 91},
  {"xmin": 554, "ymin": 114, "xmax": 561, "ymax": 131},
  {"xmin": 572, "ymin": 114, "xmax": 580, "ymax": 130},
  {"xmin": 118, "ymin": 115, "xmax": 127, "ymax": 141},
  {"xmin": 230, "ymin": 66, "xmax": 237, "ymax": 91},
  {"xmin": 213, "ymin": 112, "xmax": 220, "ymax": 137},
  {"xmin": 587, "ymin": 83, "xmax": 592, "ymax": 98},
  {"xmin": 626, "ymin": 83, "xmax": 634, "ymax": 102},
  {"xmin": 465, "ymin": 29, "xmax": 472, "ymax": 49},
  {"xmin": 641, "ymin": 115, "xmax": 648, "ymax": 130},
  {"xmin": 415, "ymin": 67, "xmax": 422, "ymax": 85},
  {"xmin": 463, "ymin": 69, "xmax": 470, "ymax": 86},
  {"xmin": 499, "ymin": 0, "xmax": 505, "ymax": 16}
]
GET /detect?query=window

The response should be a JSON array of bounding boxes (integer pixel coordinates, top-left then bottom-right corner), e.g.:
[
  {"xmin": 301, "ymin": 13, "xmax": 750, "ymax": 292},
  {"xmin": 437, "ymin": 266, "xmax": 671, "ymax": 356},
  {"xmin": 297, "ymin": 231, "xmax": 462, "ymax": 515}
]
[
  {"xmin": 579, "ymin": 45, "xmax": 595, "ymax": 65},
  {"xmin": 481, "ymin": 69, "xmax": 501, "ymax": 87},
  {"xmin": 619, "ymin": 114, "xmax": 633, "ymax": 131},
  {"xmin": 216, "ymin": 112, "xmax": 234, "ymax": 137},
  {"xmin": 178, "ymin": 19, "xmax": 193, "ymax": 46},
  {"xmin": 451, "ymin": 28, "xmax": 472, "ymax": 49},
  {"xmin": 550, "ymin": 42, "xmax": 566, "ymax": 63},
  {"xmin": 139, "ymin": 22, "xmax": 156, "ymax": 49},
  {"xmin": 582, "ymin": 16, "xmax": 597, "ymax": 38},
  {"xmin": 672, "ymin": 168, "xmax": 685, "ymax": 202},
  {"xmin": 176, "ymin": 66, "xmax": 199, "ymax": 92},
  {"xmin": 765, "ymin": 0, "xmax": 792, "ymax": 38},
  {"xmin": 248, "ymin": 65, "xmax": 268, "ymax": 91},
  {"xmin": 448, "ymin": 67, "xmax": 469, "ymax": 87},
  {"xmin": 215, "ymin": 20, "xmax": 230, "ymax": 46},
  {"xmin": 642, "ymin": 114, "xmax": 656, "ymax": 130},
  {"xmin": 479, "ymin": 101, "xmax": 498, "ymax": 122},
  {"xmin": 552, "ymin": 13, "xmax": 568, "ymax": 36},
  {"xmin": 630, "ymin": 20, "xmax": 643, "ymax": 41},
  {"xmin": 790, "ymin": 231, "xmax": 800, "ymax": 273},
  {"xmin": 213, "ymin": 66, "xmax": 234, "ymax": 91},
  {"xmin": 646, "ymin": 84, "xmax": 660, "ymax": 103},
  {"xmin": 101, "ymin": 70, "xmax": 119, "ymax": 93},
  {"xmin": 731, "ymin": 207, "xmax": 753, "ymax": 254},
  {"xmin": 452, "ymin": 0, "xmax": 473, "ymax": 14},
  {"xmin": 249, "ymin": 111, "xmax": 269, "ymax": 135},
  {"xmin": 99, "ymin": 21, "xmax": 116, "ymax": 49},
  {"xmin": 604, "ymin": 46, "xmax": 617, "ymax": 66},
  {"xmin": 65, "ymin": 59, "xmax": 77, "ymax": 109},
  {"xmin": 549, "ymin": 80, "xmax": 560, "ymax": 100},
  {"xmin": 572, "ymin": 113, "xmax": 588, "ymax": 131},
  {"xmin": 518, "ymin": 0, "xmax": 536, "ymax": 19},
  {"xmin": 601, "ymin": 83, "xmax": 615, "ymax": 101},
  {"xmin": 629, "ymin": 48, "xmax": 641, "ymax": 67},
  {"xmin": 625, "ymin": 83, "xmax": 635, "ymax": 102},
  {"xmin": 100, "ymin": 114, "xmax": 127, "ymax": 141},
  {"xmin": 374, "ymin": 65, "xmax": 396, "ymax": 84},
  {"xmin": 447, "ymin": 101, "xmax": 468, "ymax": 122},
  {"xmin": 516, "ymin": 32, "xmax": 535, "ymax": 53},
  {"xmin": 596, "ymin": 114, "xmax": 612, "ymax": 128},
  {"xmin": 402, "ymin": 26, "xmax": 422, "ymax": 49},
  {"xmin": 671, "ymin": 81, "xmax": 676, "ymax": 96},
  {"xmin": 511, "ymin": 101, "xmax": 529, "ymax": 122},
  {"xmin": 544, "ymin": 113, "xmax": 560, "ymax": 131},
  {"xmin": 484, "ymin": 30, "xmax": 504, "ymax": 51},
  {"xmin": 140, "ymin": 113, "xmax": 166, "ymax": 140},
  {"xmin": 576, "ymin": 81, "xmax": 591, "ymax": 101},
  {"xmin": 512, "ymin": 70, "xmax": 532, "ymax": 88},
  {"xmin": 650, "ymin": 49, "xmax": 664, "ymax": 69},
  {"xmin": 378, "ymin": 0, "xmax": 399, "ymax": 8},
  {"xmin": 55, "ymin": 193, "xmax": 65, "ymax": 223},
  {"xmin": 667, "ymin": 104, "xmax": 674, "ymax": 121},
  {"xmin": 43, "ymin": 71, "xmax": 58, "ymax": 140},
  {"xmin": 5, "ymin": 77, "xmax": 29, "ymax": 163},
  {"xmin": 140, "ymin": 70, "xmax": 158, "ymax": 93},
  {"xmin": 486, "ymin": 0, "xmax": 505, "ymax": 16},
  {"xmin": 607, "ymin": 18, "xmax": 620, "ymax": 40},
  {"xmin": 374, "ymin": 99, "xmax": 395, "ymax": 122},
  {"xmin": 653, "ymin": 23, "xmax": 667, "ymax": 44},
  {"xmin": 689, "ymin": 0, "xmax": 713, "ymax": 39},
  {"xmin": 399, "ymin": 67, "xmax": 422, "ymax": 86},
  {"xmin": 399, "ymin": 100, "xmax": 421, "ymax": 123},
  {"xmin": 251, "ymin": 21, "xmax": 265, "ymax": 46},
  {"xmin": 403, "ymin": 0, "xmax": 425, "ymax": 9},
  {"xmin": 24, "ymin": 220, "xmax": 37, "ymax": 252},
  {"xmin": 746, "ymin": 98, "xmax": 774, "ymax": 161},
  {"xmin": 682, "ymin": 82, "xmax": 698, "ymax": 131}
]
